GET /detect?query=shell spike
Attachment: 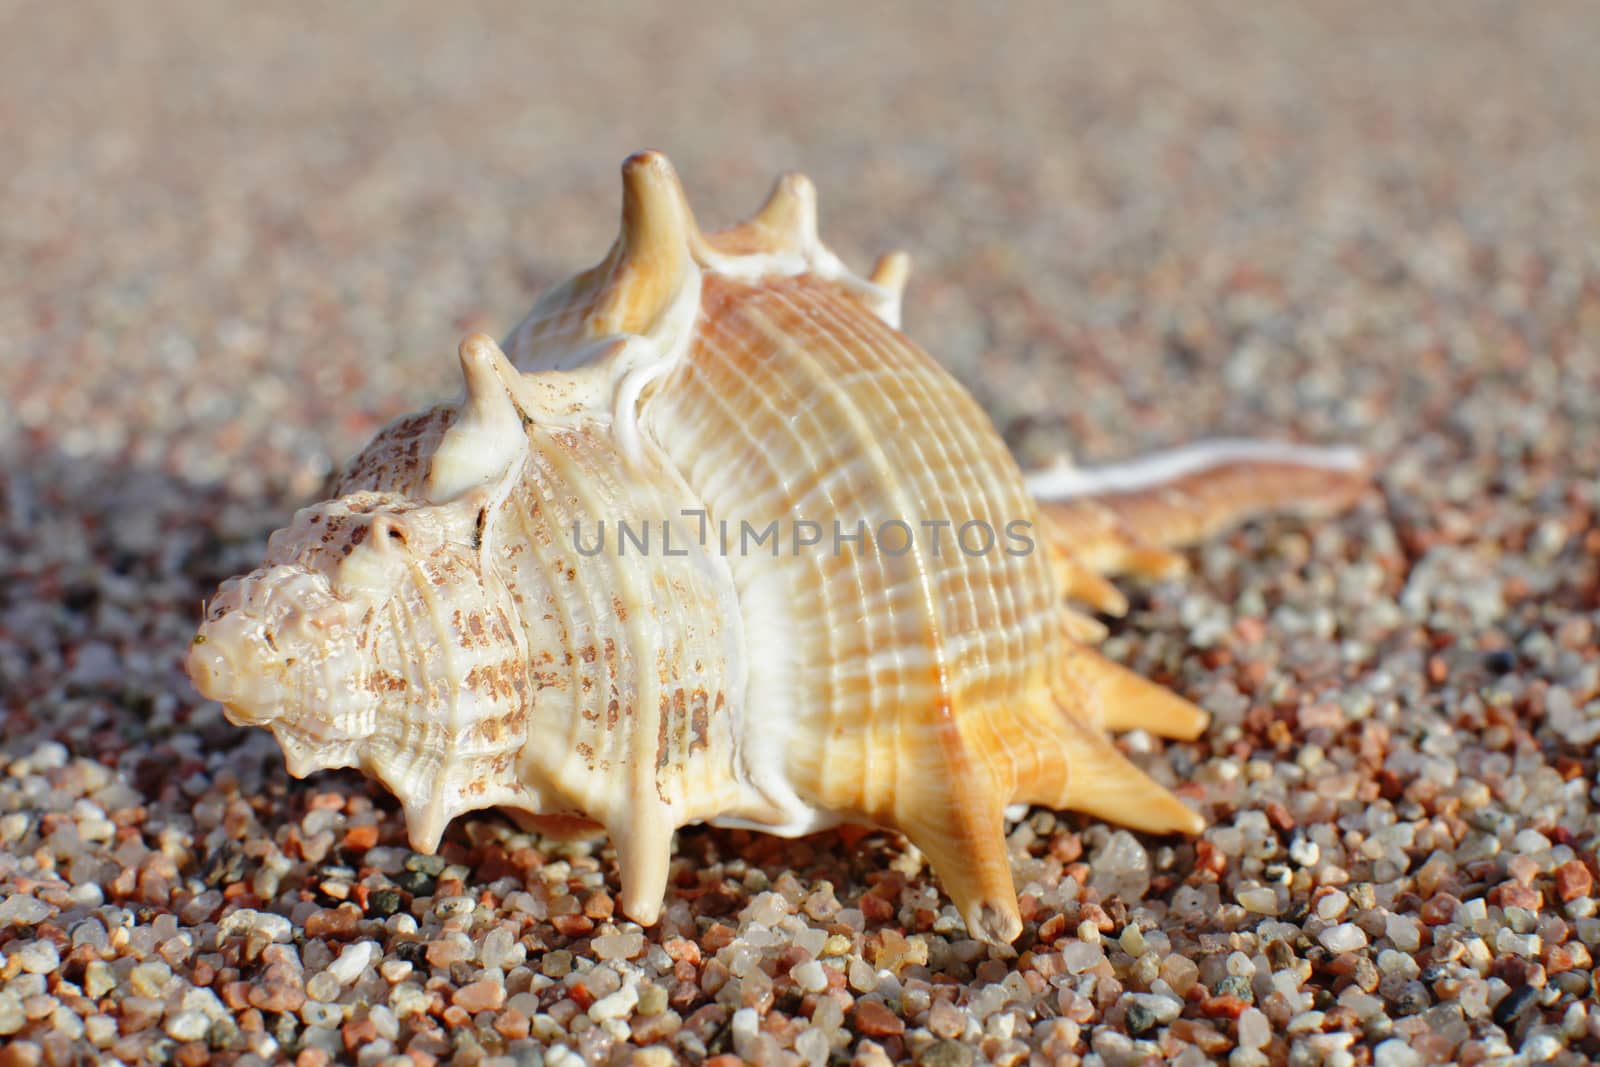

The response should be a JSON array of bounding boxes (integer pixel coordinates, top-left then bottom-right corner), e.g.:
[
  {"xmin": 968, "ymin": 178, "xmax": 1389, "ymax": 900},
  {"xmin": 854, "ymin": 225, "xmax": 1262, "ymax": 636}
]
[
  {"xmin": 901, "ymin": 800, "xmax": 1021, "ymax": 946},
  {"xmin": 1026, "ymin": 713, "xmax": 1204, "ymax": 836},
  {"xmin": 747, "ymin": 171, "xmax": 819, "ymax": 252},
  {"xmin": 427, "ymin": 333, "xmax": 526, "ymax": 502},
  {"xmin": 1054, "ymin": 557, "xmax": 1131, "ymax": 617},
  {"xmin": 888, "ymin": 713, "xmax": 1023, "ymax": 945},
  {"xmin": 619, "ymin": 151, "xmax": 696, "ymax": 252},
  {"xmin": 1060, "ymin": 607, "xmax": 1110, "ymax": 644},
  {"xmin": 869, "ymin": 250, "xmax": 910, "ymax": 299},
  {"xmin": 1058, "ymin": 643, "xmax": 1210, "ymax": 741},
  {"xmin": 402, "ymin": 789, "xmax": 452, "ymax": 855},
  {"xmin": 608, "ymin": 808, "xmax": 673, "ymax": 927},
  {"xmin": 864, "ymin": 249, "xmax": 911, "ymax": 327},
  {"xmin": 572, "ymin": 150, "xmax": 701, "ymax": 340},
  {"xmin": 459, "ymin": 332, "xmax": 522, "ymax": 412}
]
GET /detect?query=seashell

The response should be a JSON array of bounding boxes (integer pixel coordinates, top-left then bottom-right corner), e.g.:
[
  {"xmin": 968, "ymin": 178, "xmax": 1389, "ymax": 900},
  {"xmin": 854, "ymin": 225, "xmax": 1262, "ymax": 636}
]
[{"xmin": 187, "ymin": 151, "xmax": 1367, "ymax": 944}]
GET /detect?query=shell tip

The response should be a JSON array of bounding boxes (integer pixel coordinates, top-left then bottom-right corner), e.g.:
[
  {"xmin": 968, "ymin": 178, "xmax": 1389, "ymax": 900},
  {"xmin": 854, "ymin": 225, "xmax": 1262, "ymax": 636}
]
[
  {"xmin": 618, "ymin": 150, "xmax": 695, "ymax": 254},
  {"xmin": 428, "ymin": 331, "xmax": 526, "ymax": 501},
  {"xmin": 403, "ymin": 793, "xmax": 450, "ymax": 855},
  {"xmin": 458, "ymin": 331, "xmax": 506, "ymax": 368},
  {"xmin": 870, "ymin": 250, "xmax": 911, "ymax": 298},
  {"xmin": 452, "ymin": 332, "xmax": 521, "ymax": 425},
  {"xmin": 969, "ymin": 901, "xmax": 1023, "ymax": 946},
  {"xmin": 609, "ymin": 814, "xmax": 672, "ymax": 928},
  {"xmin": 751, "ymin": 171, "xmax": 819, "ymax": 247},
  {"xmin": 621, "ymin": 148, "xmax": 677, "ymax": 184}
]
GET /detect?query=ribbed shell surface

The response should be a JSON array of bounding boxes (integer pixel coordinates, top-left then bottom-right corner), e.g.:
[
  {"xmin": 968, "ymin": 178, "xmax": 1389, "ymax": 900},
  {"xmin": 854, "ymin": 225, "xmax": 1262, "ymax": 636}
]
[
  {"xmin": 189, "ymin": 153, "xmax": 1374, "ymax": 943},
  {"xmin": 487, "ymin": 421, "xmax": 749, "ymax": 833},
  {"xmin": 642, "ymin": 273, "xmax": 1063, "ymax": 830}
]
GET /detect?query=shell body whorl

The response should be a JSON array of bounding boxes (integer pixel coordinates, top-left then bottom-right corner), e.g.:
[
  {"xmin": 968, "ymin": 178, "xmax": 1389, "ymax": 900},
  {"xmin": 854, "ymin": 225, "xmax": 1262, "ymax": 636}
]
[{"xmin": 189, "ymin": 151, "xmax": 1370, "ymax": 943}]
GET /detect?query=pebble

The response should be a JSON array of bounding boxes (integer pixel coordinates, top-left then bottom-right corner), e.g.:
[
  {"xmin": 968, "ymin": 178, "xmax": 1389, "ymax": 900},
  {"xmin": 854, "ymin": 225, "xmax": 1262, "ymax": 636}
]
[
  {"xmin": 1319, "ymin": 924, "xmax": 1369, "ymax": 953},
  {"xmin": 1237, "ymin": 1007, "xmax": 1270, "ymax": 1049},
  {"xmin": 1373, "ymin": 1038, "xmax": 1422, "ymax": 1067},
  {"xmin": 792, "ymin": 960, "xmax": 828, "ymax": 993},
  {"xmin": 1061, "ymin": 941, "xmax": 1105, "ymax": 974},
  {"xmin": 919, "ymin": 1040, "xmax": 975, "ymax": 1067},
  {"xmin": 0, "ymin": 897, "xmax": 50, "ymax": 926},
  {"xmin": 219, "ymin": 909, "xmax": 293, "ymax": 943},
  {"xmin": 1090, "ymin": 831, "xmax": 1152, "ymax": 901},
  {"xmin": 854, "ymin": 999, "xmax": 905, "ymax": 1037},
  {"xmin": 165, "ymin": 1011, "xmax": 210, "ymax": 1042},
  {"xmin": 452, "ymin": 980, "xmax": 506, "ymax": 1014},
  {"xmin": 593, "ymin": 930, "xmax": 645, "ymax": 960},
  {"xmin": 14, "ymin": 943, "xmax": 58, "ymax": 975},
  {"xmin": 326, "ymin": 941, "xmax": 376, "ymax": 986},
  {"xmin": 1237, "ymin": 887, "xmax": 1279, "ymax": 914},
  {"xmin": 0, "ymin": 994, "xmax": 24, "ymax": 1035},
  {"xmin": 589, "ymin": 985, "xmax": 639, "ymax": 1021}
]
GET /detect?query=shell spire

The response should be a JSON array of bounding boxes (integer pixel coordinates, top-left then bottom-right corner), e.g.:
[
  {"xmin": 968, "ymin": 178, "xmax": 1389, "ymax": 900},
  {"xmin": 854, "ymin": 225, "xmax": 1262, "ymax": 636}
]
[
  {"xmin": 869, "ymin": 250, "xmax": 910, "ymax": 298},
  {"xmin": 867, "ymin": 250, "xmax": 911, "ymax": 327},
  {"xmin": 751, "ymin": 172, "xmax": 818, "ymax": 248},
  {"xmin": 589, "ymin": 150, "xmax": 699, "ymax": 339},
  {"xmin": 427, "ymin": 333, "xmax": 525, "ymax": 502},
  {"xmin": 699, "ymin": 171, "xmax": 819, "ymax": 257}
]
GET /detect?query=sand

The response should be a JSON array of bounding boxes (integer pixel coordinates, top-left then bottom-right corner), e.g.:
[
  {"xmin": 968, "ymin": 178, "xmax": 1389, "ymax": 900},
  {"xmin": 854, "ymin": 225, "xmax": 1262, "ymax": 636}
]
[{"xmin": 2, "ymin": 3, "xmax": 1597, "ymax": 1065}]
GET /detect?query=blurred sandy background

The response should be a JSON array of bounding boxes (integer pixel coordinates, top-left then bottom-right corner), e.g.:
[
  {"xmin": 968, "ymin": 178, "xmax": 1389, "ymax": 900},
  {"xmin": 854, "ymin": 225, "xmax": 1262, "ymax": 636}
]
[{"xmin": 7, "ymin": 2, "xmax": 1597, "ymax": 485}]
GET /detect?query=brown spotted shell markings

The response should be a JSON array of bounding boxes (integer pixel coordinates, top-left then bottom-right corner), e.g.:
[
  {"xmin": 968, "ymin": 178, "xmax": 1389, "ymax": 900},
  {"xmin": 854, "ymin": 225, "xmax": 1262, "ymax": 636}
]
[{"xmin": 188, "ymin": 151, "xmax": 1368, "ymax": 943}]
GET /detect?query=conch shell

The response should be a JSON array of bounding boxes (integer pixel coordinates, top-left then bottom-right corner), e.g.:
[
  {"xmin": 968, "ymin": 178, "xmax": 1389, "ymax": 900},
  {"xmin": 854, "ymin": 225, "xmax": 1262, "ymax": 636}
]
[{"xmin": 188, "ymin": 151, "xmax": 1366, "ymax": 944}]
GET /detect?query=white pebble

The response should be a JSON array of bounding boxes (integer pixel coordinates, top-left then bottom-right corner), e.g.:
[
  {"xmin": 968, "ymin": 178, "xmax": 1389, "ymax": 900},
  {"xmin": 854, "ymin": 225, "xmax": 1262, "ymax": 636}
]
[
  {"xmin": 327, "ymin": 941, "xmax": 376, "ymax": 986},
  {"xmin": 1373, "ymin": 1038, "xmax": 1421, "ymax": 1067},
  {"xmin": 1376, "ymin": 950, "xmax": 1419, "ymax": 978},
  {"xmin": 433, "ymin": 895, "xmax": 474, "ymax": 918},
  {"xmin": 546, "ymin": 1046, "xmax": 587, "ymax": 1067},
  {"xmin": 588, "ymin": 984, "xmax": 639, "ymax": 1021},
  {"xmin": 480, "ymin": 926, "xmax": 523, "ymax": 970},
  {"xmin": 795, "ymin": 1026, "xmax": 830, "ymax": 1065},
  {"xmin": 1129, "ymin": 993, "xmax": 1182, "ymax": 1024},
  {"xmin": 731, "ymin": 1006, "xmax": 761, "ymax": 1058},
  {"xmin": 165, "ymin": 1010, "xmax": 211, "ymax": 1042},
  {"xmin": 1314, "ymin": 890, "xmax": 1349, "ymax": 920},
  {"xmin": 389, "ymin": 983, "xmax": 429, "ymax": 1017},
  {"xmin": 1385, "ymin": 914, "xmax": 1422, "ymax": 952},
  {"xmin": 85, "ymin": 1014, "xmax": 117, "ymax": 1047},
  {"xmin": 0, "ymin": 895, "xmax": 51, "ymax": 925},
  {"xmin": 218, "ymin": 908, "xmax": 293, "ymax": 943},
  {"xmin": 1289, "ymin": 837, "xmax": 1321, "ymax": 867},
  {"xmin": 29, "ymin": 741, "xmax": 69, "ymax": 769},
  {"xmin": 848, "ymin": 958, "xmax": 878, "ymax": 992},
  {"xmin": 1522, "ymin": 1031, "xmax": 1561, "ymax": 1061},
  {"xmin": 1090, "ymin": 831, "xmax": 1152, "ymax": 900},
  {"xmin": 180, "ymin": 987, "xmax": 227, "ymax": 1019},
  {"xmin": 792, "ymin": 959, "xmax": 828, "ymax": 993},
  {"xmin": 0, "ymin": 993, "xmax": 24, "ymax": 1035},
  {"xmin": 1237, "ymin": 1007, "xmax": 1270, "ymax": 1049},
  {"xmin": 592, "ymin": 931, "xmax": 645, "ymax": 960},
  {"xmin": 17, "ymin": 940, "xmax": 59, "ymax": 974},
  {"xmin": 1061, "ymin": 941, "xmax": 1105, "ymax": 974},
  {"xmin": 1318, "ymin": 923, "xmax": 1368, "ymax": 953},
  {"xmin": 1288, "ymin": 1010, "xmax": 1325, "ymax": 1032},
  {"xmin": 1236, "ymin": 887, "xmax": 1279, "ymax": 915}
]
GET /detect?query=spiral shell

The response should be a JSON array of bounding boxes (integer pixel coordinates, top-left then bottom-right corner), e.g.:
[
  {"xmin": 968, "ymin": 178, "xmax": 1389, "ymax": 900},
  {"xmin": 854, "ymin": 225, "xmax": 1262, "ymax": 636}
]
[{"xmin": 188, "ymin": 151, "xmax": 1367, "ymax": 943}]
